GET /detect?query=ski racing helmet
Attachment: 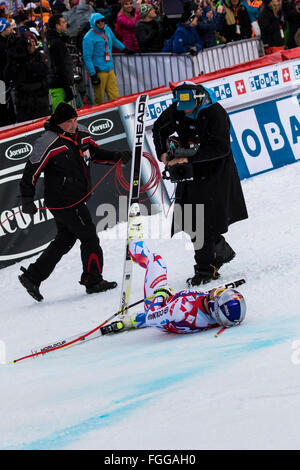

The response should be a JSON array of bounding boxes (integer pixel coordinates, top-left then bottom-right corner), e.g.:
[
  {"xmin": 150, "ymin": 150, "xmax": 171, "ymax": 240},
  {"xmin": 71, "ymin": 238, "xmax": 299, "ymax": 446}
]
[
  {"xmin": 208, "ymin": 288, "xmax": 246, "ymax": 328},
  {"xmin": 172, "ymin": 81, "xmax": 206, "ymax": 111}
]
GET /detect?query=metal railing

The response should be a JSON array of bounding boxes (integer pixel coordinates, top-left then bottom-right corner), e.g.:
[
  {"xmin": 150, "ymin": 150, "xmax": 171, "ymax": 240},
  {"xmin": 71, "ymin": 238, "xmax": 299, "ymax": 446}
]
[{"xmin": 113, "ymin": 38, "xmax": 263, "ymax": 96}]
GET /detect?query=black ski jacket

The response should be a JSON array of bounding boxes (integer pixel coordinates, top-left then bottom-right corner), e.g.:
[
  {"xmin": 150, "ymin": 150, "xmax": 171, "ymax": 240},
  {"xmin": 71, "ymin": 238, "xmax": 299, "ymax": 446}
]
[
  {"xmin": 20, "ymin": 122, "xmax": 122, "ymax": 207},
  {"xmin": 258, "ymin": 4, "xmax": 284, "ymax": 47},
  {"xmin": 45, "ymin": 28, "xmax": 74, "ymax": 89}
]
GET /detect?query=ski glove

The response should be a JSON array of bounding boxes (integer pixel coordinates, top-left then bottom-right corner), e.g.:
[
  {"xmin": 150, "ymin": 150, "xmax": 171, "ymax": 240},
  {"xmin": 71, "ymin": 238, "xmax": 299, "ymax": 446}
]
[
  {"xmin": 21, "ymin": 197, "xmax": 37, "ymax": 215},
  {"xmin": 91, "ymin": 74, "xmax": 100, "ymax": 86},
  {"xmin": 187, "ymin": 46, "xmax": 198, "ymax": 56}
]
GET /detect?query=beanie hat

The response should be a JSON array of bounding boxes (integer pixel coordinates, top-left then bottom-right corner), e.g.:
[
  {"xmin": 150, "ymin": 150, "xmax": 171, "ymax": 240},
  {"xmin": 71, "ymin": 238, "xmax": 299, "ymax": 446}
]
[
  {"xmin": 0, "ymin": 18, "xmax": 11, "ymax": 33},
  {"xmin": 138, "ymin": 3, "xmax": 153, "ymax": 18},
  {"xmin": 49, "ymin": 102, "xmax": 77, "ymax": 126}
]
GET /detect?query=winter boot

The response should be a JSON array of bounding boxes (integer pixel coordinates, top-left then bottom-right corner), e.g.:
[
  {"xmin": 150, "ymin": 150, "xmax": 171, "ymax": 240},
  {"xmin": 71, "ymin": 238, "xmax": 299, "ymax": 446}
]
[
  {"xmin": 85, "ymin": 278, "xmax": 118, "ymax": 294},
  {"xmin": 215, "ymin": 236, "xmax": 236, "ymax": 270},
  {"xmin": 187, "ymin": 264, "xmax": 220, "ymax": 287},
  {"xmin": 18, "ymin": 266, "xmax": 43, "ymax": 302}
]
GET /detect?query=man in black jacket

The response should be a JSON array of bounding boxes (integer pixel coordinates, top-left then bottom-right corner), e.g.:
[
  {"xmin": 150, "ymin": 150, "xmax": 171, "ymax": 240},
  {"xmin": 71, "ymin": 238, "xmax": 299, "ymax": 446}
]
[
  {"xmin": 153, "ymin": 81, "xmax": 248, "ymax": 286},
  {"xmin": 5, "ymin": 31, "xmax": 50, "ymax": 123},
  {"xmin": 258, "ymin": 0, "xmax": 284, "ymax": 53},
  {"xmin": 18, "ymin": 102, "xmax": 131, "ymax": 302},
  {"xmin": 46, "ymin": 13, "xmax": 75, "ymax": 112},
  {"xmin": 134, "ymin": 3, "xmax": 166, "ymax": 52}
]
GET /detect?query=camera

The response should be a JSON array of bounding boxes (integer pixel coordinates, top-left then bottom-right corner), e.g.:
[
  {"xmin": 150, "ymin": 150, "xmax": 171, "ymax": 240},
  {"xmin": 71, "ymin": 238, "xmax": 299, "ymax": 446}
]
[{"xmin": 162, "ymin": 138, "xmax": 199, "ymax": 183}]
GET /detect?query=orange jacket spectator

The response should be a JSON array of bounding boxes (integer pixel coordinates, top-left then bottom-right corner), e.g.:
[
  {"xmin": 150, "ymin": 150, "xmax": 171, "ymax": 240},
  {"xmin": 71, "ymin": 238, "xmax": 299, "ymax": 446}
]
[{"xmin": 32, "ymin": 0, "xmax": 51, "ymax": 24}]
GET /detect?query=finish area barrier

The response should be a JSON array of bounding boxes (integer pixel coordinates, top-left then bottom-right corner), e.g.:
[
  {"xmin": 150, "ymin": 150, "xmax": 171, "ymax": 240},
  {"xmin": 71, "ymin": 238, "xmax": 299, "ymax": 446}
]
[
  {"xmin": 0, "ymin": 49, "xmax": 299, "ymax": 267},
  {"xmin": 113, "ymin": 38, "xmax": 262, "ymax": 96}
]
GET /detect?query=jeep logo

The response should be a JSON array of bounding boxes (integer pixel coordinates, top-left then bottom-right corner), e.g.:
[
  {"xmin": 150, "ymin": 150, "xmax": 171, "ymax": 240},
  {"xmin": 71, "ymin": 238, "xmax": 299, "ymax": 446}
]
[
  {"xmin": 88, "ymin": 118, "xmax": 113, "ymax": 135},
  {"xmin": 5, "ymin": 142, "xmax": 33, "ymax": 161}
]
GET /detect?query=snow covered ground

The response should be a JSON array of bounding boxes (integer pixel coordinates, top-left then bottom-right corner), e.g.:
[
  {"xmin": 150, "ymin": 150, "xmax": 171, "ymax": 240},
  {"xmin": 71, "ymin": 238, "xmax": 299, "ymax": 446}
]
[{"xmin": 1, "ymin": 161, "xmax": 300, "ymax": 450}]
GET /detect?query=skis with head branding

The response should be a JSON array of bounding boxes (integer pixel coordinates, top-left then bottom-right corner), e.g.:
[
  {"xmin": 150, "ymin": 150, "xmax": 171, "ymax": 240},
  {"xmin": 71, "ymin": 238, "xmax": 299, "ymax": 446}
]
[{"xmin": 119, "ymin": 93, "xmax": 149, "ymax": 313}]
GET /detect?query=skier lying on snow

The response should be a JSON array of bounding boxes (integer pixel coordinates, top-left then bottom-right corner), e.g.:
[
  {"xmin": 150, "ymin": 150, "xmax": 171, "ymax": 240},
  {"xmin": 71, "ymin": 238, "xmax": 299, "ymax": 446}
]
[{"xmin": 118, "ymin": 240, "xmax": 246, "ymax": 334}]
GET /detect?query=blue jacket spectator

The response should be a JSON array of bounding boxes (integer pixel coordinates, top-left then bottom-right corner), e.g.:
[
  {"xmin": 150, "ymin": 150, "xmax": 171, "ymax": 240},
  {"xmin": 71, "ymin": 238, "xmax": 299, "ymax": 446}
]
[
  {"xmin": 241, "ymin": 0, "xmax": 262, "ymax": 36},
  {"xmin": 162, "ymin": 4, "xmax": 203, "ymax": 53},
  {"xmin": 83, "ymin": 12, "xmax": 132, "ymax": 104},
  {"xmin": 83, "ymin": 12, "xmax": 125, "ymax": 76},
  {"xmin": 196, "ymin": 4, "xmax": 225, "ymax": 47}
]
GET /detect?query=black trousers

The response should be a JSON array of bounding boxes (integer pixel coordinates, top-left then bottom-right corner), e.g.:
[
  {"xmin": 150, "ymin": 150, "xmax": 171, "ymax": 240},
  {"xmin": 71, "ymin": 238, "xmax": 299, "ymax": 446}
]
[
  {"xmin": 27, "ymin": 203, "xmax": 103, "ymax": 288},
  {"xmin": 193, "ymin": 234, "xmax": 232, "ymax": 269},
  {"xmin": 193, "ymin": 234, "xmax": 220, "ymax": 269}
]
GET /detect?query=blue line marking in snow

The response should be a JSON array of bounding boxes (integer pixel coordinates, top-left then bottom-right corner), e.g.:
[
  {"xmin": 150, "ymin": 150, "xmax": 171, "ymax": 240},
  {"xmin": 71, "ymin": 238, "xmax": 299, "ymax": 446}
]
[{"xmin": 12, "ymin": 332, "xmax": 289, "ymax": 450}]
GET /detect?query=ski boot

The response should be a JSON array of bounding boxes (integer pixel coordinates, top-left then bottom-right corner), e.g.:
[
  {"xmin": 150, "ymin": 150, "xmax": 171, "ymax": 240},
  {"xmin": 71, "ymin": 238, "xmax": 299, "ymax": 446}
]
[
  {"xmin": 85, "ymin": 278, "xmax": 118, "ymax": 294},
  {"xmin": 102, "ymin": 311, "xmax": 147, "ymax": 335},
  {"xmin": 18, "ymin": 266, "xmax": 43, "ymax": 302}
]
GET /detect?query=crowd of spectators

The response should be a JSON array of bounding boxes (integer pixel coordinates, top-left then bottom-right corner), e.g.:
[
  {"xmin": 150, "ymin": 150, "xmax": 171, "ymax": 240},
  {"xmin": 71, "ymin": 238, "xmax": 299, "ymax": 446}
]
[{"xmin": 0, "ymin": 0, "xmax": 299, "ymax": 127}]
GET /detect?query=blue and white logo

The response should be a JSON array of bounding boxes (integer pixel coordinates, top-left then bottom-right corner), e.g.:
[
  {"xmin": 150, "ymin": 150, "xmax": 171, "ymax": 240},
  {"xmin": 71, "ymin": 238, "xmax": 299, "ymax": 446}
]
[
  {"xmin": 212, "ymin": 83, "xmax": 232, "ymax": 101},
  {"xmin": 294, "ymin": 64, "xmax": 300, "ymax": 80},
  {"xmin": 249, "ymin": 71, "xmax": 279, "ymax": 91}
]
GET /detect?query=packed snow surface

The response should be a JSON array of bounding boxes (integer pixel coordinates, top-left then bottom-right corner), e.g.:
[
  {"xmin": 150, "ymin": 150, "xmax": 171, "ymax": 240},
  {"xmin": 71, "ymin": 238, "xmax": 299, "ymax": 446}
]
[{"xmin": 1, "ymin": 161, "xmax": 300, "ymax": 450}]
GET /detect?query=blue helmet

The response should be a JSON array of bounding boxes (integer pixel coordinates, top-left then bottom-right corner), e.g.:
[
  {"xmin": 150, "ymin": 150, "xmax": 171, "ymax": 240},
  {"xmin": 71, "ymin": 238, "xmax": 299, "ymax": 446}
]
[{"xmin": 208, "ymin": 288, "xmax": 246, "ymax": 327}]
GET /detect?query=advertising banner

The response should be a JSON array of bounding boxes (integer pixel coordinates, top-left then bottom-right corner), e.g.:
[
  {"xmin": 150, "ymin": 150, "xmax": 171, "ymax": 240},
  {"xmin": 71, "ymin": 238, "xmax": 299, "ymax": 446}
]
[
  {"xmin": 0, "ymin": 106, "xmax": 132, "ymax": 268},
  {"xmin": 0, "ymin": 53, "xmax": 299, "ymax": 268}
]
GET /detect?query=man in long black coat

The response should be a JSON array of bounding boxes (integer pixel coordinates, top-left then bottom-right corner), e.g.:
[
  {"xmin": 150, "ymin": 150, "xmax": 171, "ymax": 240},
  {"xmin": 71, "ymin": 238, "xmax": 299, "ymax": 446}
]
[{"xmin": 153, "ymin": 81, "xmax": 248, "ymax": 286}]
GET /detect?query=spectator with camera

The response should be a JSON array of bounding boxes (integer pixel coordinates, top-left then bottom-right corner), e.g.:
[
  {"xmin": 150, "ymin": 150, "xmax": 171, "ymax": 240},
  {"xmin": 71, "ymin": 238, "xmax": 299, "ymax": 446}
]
[
  {"xmin": 152, "ymin": 81, "xmax": 248, "ymax": 286},
  {"xmin": 46, "ymin": 13, "xmax": 75, "ymax": 112},
  {"xmin": 162, "ymin": 2, "xmax": 203, "ymax": 54},
  {"xmin": 135, "ymin": 2, "xmax": 166, "ymax": 52},
  {"xmin": 160, "ymin": 0, "xmax": 189, "ymax": 38},
  {"xmin": 5, "ymin": 31, "xmax": 50, "ymax": 123},
  {"xmin": 195, "ymin": 0, "xmax": 226, "ymax": 48}
]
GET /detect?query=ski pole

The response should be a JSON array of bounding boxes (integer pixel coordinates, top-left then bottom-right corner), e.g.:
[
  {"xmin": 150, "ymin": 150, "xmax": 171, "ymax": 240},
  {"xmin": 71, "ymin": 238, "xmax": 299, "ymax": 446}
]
[{"xmin": 11, "ymin": 294, "xmax": 155, "ymax": 364}]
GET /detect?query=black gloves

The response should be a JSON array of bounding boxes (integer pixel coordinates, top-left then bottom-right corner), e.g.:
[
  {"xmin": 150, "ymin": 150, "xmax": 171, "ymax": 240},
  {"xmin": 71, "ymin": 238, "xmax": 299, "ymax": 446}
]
[
  {"xmin": 64, "ymin": 86, "xmax": 74, "ymax": 103},
  {"xmin": 22, "ymin": 197, "xmax": 37, "ymax": 215},
  {"xmin": 187, "ymin": 46, "xmax": 198, "ymax": 56},
  {"xmin": 123, "ymin": 48, "xmax": 136, "ymax": 55},
  {"xmin": 115, "ymin": 150, "xmax": 132, "ymax": 164},
  {"xmin": 91, "ymin": 73, "xmax": 101, "ymax": 86}
]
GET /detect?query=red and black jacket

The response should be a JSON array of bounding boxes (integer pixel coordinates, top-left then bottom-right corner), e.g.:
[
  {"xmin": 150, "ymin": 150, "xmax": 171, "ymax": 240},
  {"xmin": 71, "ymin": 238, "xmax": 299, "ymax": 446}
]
[{"xmin": 20, "ymin": 122, "xmax": 120, "ymax": 208}]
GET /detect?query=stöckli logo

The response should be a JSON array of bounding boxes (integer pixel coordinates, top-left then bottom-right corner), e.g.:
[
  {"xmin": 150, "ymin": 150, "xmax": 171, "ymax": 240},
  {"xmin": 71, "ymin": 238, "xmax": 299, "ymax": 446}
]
[
  {"xmin": 88, "ymin": 118, "xmax": 114, "ymax": 136},
  {"xmin": 5, "ymin": 142, "xmax": 33, "ymax": 161}
]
